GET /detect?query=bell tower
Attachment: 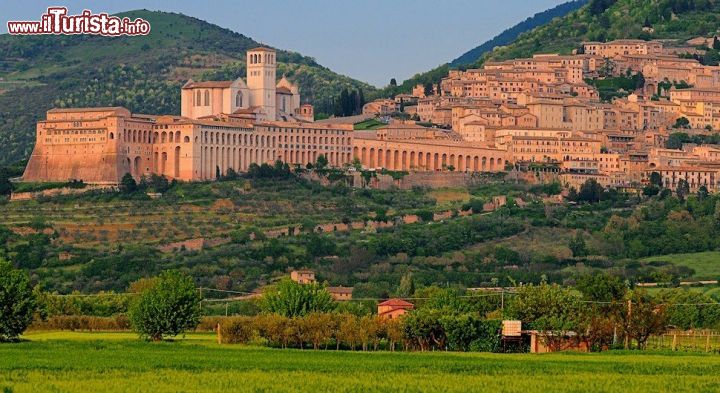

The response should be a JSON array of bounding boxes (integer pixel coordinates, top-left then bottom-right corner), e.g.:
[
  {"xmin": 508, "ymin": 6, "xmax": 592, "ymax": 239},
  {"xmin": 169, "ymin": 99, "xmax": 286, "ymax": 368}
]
[{"xmin": 247, "ymin": 47, "xmax": 277, "ymax": 121}]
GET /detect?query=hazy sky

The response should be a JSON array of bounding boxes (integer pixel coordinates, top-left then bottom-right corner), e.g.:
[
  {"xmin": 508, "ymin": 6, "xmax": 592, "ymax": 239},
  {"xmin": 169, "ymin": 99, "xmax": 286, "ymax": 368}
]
[{"xmin": 1, "ymin": 0, "xmax": 567, "ymax": 86}]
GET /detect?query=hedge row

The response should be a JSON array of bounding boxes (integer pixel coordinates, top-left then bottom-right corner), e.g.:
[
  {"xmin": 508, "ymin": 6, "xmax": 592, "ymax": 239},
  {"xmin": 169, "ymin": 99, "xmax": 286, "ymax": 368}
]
[
  {"xmin": 30, "ymin": 315, "xmax": 131, "ymax": 331},
  {"xmin": 217, "ymin": 312, "xmax": 504, "ymax": 352}
]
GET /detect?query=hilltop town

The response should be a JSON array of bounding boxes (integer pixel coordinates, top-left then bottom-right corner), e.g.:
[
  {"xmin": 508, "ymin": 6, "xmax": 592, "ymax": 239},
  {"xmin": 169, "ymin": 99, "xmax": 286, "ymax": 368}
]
[
  {"xmin": 19, "ymin": 38, "xmax": 720, "ymax": 196},
  {"xmin": 3, "ymin": 2, "xmax": 720, "ymax": 391}
]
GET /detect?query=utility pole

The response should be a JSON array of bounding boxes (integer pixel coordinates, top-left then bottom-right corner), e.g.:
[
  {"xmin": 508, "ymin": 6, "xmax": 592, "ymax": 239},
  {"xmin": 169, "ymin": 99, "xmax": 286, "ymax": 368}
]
[{"xmin": 501, "ymin": 290, "xmax": 505, "ymax": 313}]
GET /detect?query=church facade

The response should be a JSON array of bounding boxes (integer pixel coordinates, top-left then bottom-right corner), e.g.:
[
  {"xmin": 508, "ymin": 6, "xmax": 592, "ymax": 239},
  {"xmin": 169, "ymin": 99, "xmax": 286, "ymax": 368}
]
[{"xmin": 180, "ymin": 47, "xmax": 308, "ymax": 122}]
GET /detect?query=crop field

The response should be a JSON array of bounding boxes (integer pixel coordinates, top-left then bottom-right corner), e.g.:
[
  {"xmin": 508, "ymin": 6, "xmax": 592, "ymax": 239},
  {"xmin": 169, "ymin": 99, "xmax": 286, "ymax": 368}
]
[{"xmin": 1, "ymin": 332, "xmax": 720, "ymax": 392}]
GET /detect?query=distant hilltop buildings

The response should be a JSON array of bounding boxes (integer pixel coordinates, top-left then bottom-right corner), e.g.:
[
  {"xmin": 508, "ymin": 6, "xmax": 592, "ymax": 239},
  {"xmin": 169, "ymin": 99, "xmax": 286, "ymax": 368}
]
[{"xmin": 20, "ymin": 38, "xmax": 720, "ymax": 194}]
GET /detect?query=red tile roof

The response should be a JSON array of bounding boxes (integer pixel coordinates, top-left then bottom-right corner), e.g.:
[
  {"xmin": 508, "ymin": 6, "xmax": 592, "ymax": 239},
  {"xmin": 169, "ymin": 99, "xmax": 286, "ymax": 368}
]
[{"xmin": 378, "ymin": 298, "xmax": 414, "ymax": 307}]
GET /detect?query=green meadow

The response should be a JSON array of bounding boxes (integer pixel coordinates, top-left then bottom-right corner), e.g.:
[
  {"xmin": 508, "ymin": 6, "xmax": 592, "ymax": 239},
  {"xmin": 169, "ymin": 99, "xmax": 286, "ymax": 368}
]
[
  {"xmin": 642, "ymin": 251, "xmax": 720, "ymax": 280},
  {"xmin": 1, "ymin": 332, "xmax": 719, "ymax": 392}
]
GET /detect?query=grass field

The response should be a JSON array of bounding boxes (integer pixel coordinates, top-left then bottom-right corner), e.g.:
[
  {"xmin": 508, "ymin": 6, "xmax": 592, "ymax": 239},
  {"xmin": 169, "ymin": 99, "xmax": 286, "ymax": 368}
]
[
  {"xmin": 1, "ymin": 332, "xmax": 720, "ymax": 392},
  {"xmin": 642, "ymin": 251, "xmax": 720, "ymax": 280}
]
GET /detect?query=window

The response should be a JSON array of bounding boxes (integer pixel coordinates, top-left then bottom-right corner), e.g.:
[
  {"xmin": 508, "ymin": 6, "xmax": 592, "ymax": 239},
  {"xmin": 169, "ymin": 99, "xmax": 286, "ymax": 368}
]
[
  {"xmin": 235, "ymin": 91, "xmax": 243, "ymax": 108},
  {"xmin": 196, "ymin": 90, "xmax": 201, "ymax": 106},
  {"xmin": 204, "ymin": 90, "xmax": 210, "ymax": 106}
]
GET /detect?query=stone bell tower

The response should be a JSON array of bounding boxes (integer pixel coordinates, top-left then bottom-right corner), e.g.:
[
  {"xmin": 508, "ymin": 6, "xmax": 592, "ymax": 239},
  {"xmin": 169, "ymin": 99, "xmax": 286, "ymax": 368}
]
[{"xmin": 247, "ymin": 47, "xmax": 277, "ymax": 121}]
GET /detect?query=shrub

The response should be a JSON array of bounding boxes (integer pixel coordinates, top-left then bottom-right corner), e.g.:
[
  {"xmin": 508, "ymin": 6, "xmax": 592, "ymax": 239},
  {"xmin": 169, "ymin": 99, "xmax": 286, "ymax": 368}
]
[
  {"xmin": 218, "ymin": 316, "xmax": 256, "ymax": 344},
  {"xmin": 128, "ymin": 270, "xmax": 202, "ymax": 341}
]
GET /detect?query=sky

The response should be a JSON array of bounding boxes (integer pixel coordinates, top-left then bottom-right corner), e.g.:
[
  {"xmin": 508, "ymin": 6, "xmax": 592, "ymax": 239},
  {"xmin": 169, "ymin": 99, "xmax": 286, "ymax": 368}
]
[{"xmin": 1, "ymin": 0, "xmax": 567, "ymax": 87}]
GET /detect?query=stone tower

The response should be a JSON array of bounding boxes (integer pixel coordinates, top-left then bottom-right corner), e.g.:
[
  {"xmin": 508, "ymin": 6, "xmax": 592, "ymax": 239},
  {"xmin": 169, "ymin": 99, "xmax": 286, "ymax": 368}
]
[{"xmin": 247, "ymin": 47, "xmax": 277, "ymax": 121}]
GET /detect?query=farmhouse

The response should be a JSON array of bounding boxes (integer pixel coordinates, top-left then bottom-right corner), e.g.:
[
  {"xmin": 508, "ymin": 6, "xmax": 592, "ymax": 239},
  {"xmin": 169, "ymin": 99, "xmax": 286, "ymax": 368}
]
[{"xmin": 377, "ymin": 298, "xmax": 414, "ymax": 319}]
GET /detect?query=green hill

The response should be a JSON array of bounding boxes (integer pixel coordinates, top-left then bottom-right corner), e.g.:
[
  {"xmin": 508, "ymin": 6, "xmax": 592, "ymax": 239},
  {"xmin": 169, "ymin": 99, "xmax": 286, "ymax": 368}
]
[
  {"xmin": 0, "ymin": 10, "xmax": 375, "ymax": 165},
  {"xmin": 479, "ymin": 0, "xmax": 720, "ymax": 65}
]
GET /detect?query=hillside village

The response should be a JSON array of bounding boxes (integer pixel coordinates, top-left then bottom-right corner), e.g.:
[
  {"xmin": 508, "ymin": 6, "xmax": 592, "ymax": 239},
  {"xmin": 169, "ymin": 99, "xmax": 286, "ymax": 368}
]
[{"xmin": 360, "ymin": 38, "xmax": 720, "ymax": 193}]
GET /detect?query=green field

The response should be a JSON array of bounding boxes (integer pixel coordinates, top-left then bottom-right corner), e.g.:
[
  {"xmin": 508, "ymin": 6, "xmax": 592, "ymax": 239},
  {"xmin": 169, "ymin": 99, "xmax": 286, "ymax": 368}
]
[
  {"xmin": 642, "ymin": 251, "xmax": 720, "ymax": 280},
  {"xmin": 1, "ymin": 332, "xmax": 719, "ymax": 392}
]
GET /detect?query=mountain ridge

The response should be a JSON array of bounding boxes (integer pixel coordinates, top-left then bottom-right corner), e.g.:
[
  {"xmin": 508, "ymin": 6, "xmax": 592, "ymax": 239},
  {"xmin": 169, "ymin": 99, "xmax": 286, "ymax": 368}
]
[{"xmin": 450, "ymin": 0, "xmax": 589, "ymax": 66}]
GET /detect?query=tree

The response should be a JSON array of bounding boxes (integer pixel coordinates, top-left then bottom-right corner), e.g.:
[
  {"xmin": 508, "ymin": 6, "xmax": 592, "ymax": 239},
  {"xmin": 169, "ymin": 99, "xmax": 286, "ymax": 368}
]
[
  {"xmin": 423, "ymin": 83, "xmax": 434, "ymax": 97},
  {"xmin": 649, "ymin": 171, "xmax": 663, "ymax": 187},
  {"xmin": 0, "ymin": 168, "xmax": 12, "ymax": 196},
  {"xmin": 713, "ymin": 36, "xmax": 720, "ymax": 51},
  {"xmin": 315, "ymin": 154, "xmax": 329, "ymax": 171},
  {"xmin": 676, "ymin": 179, "xmax": 690, "ymax": 200},
  {"xmin": 697, "ymin": 185, "xmax": 709, "ymax": 200},
  {"xmin": 261, "ymin": 279, "xmax": 335, "ymax": 318},
  {"xmin": 642, "ymin": 185, "xmax": 660, "ymax": 197},
  {"xmin": 507, "ymin": 283, "xmax": 582, "ymax": 351},
  {"xmin": 397, "ymin": 273, "xmax": 415, "ymax": 297},
  {"xmin": 119, "ymin": 173, "xmax": 137, "ymax": 193},
  {"xmin": 128, "ymin": 270, "xmax": 202, "ymax": 341},
  {"xmin": 389, "ymin": 78, "xmax": 397, "ymax": 87},
  {"xmin": 0, "ymin": 259, "xmax": 39, "ymax": 341},
  {"xmin": 576, "ymin": 272, "xmax": 626, "ymax": 303},
  {"xmin": 620, "ymin": 290, "xmax": 667, "ymax": 349},
  {"xmin": 657, "ymin": 288, "xmax": 720, "ymax": 330},
  {"xmin": 577, "ymin": 179, "xmax": 604, "ymax": 203},
  {"xmin": 673, "ymin": 117, "xmax": 690, "ymax": 129},
  {"xmin": 634, "ymin": 71, "xmax": 645, "ymax": 89},
  {"xmin": 568, "ymin": 231, "xmax": 588, "ymax": 257}
]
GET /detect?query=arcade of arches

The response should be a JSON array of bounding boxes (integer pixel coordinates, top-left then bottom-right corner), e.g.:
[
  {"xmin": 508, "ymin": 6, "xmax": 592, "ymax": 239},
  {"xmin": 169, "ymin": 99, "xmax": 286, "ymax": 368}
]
[{"xmin": 352, "ymin": 139, "xmax": 509, "ymax": 172}]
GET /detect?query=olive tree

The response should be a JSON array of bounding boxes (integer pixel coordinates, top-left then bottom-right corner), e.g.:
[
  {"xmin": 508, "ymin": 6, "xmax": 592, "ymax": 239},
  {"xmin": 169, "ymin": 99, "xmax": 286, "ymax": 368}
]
[
  {"xmin": 0, "ymin": 259, "xmax": 39, "ymax": 341},
  {"xmin": 128, "ymin": 270, "xmax": 202, "ymax": 341}
]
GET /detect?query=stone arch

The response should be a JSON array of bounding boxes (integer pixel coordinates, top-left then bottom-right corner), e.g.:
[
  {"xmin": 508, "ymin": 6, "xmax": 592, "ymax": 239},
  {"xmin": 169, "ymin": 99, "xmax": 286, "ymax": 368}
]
[
  {"xmin": 133, "ymin": 156, "xmax": 142, "ymax": 177},
  {"xmin": 473, "ymin": 156, "xmax": 479, "ymax": 171},
  {"xmin": 161, "ymin": 152, "xmax": 168, "ymax": 175},
  {"xmin": 369, "ymin": 148, "xmax": 376, "ymax": 168},
  {"xmin": 174, "ymin": 146, "xmax": 181, "ymax": 178}
]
